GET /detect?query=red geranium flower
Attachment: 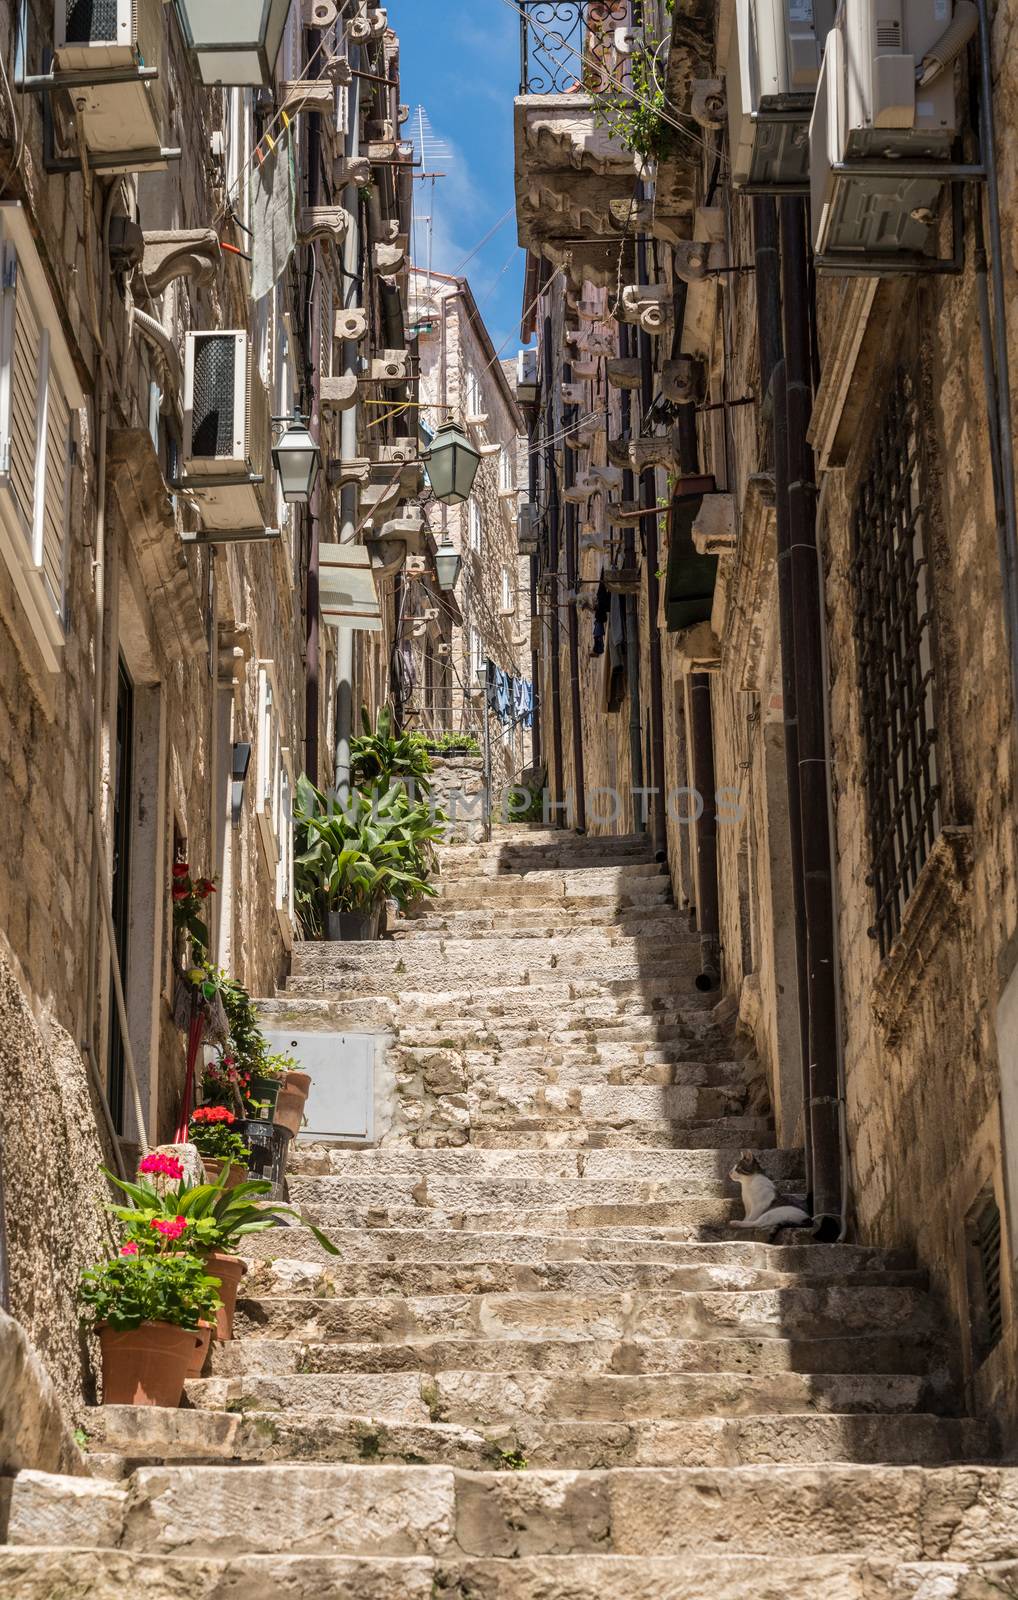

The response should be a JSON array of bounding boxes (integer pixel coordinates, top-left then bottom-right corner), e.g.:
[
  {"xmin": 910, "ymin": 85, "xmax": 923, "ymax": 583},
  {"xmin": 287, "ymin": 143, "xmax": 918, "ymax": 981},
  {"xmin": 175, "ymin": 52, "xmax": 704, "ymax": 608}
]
[
  {"xmin": 138, "ymin": 1152, "xmax": 184, "ymax": 1181},
  {"xmin": 151, "ymin": 1216, "xmax": 187, "ymax": 1240},
  {"xmin": 172, "ymin": 862, "xmax": 190, "ymax": 880},
  {"xmin": 191, "ymin": 1105, "xmax": 235, "ymax": 1125}
]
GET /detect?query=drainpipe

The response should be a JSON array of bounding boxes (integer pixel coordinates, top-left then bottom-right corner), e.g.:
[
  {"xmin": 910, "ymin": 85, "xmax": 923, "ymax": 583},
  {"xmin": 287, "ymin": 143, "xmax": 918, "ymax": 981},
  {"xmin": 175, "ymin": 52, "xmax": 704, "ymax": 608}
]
[
  {"xmin": 334, "ymin": 54, "xmax": 362, "ymax": 799},
  {"xmin": 754, "ymin": 196, "xmax": 812, "ymax": 1185},
  {"xmin": 305, "ymin": 33, "xmax": 323, "ymax": 782},
  {"xmin": 619, "ymin": 322, "xmax": 645, "ymax": 828},
  {"xmin": 528, "ymin": 421, "xmax": 542, "ymax": 769},
  {"xmin": 562, "ymin": 364, "xmax": 587, "ymax": 833},
  {"xmin": 544, "ymin": 313, "xmax": 566, "ymax": 815},
  {"xmin": 637, "ymin": 229, "xmax": 666, "ymax": 857},
  {"xmin": 690, "ymin": 674, "xmax": 721, "ymax": 989},
  {"xmin": 780, "ymin": 196, "xmax": 842, "ymax": 1238}
]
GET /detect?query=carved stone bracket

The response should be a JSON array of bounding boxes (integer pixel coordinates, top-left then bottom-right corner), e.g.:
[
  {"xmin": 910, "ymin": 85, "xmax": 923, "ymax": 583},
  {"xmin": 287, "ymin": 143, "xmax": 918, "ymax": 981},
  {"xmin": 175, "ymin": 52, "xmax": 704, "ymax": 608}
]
[
  {"xmin": 320, "ymin": 375, "xmax": 358, "ymax": 411},
  {"xmin": 108, "ymin": 428, "xmax": 206, "ymax": 661},
  {"xmin": 364, "ymin": 350, "xmax": 410, "ymax": 382},
  {"xmin": 335, "ymin": 306, "xmax": 369, "ymax": 341},
  {"xmin": 608, "ymin": 427, "xmax": 682, "ymax": 474},
  {"xmin": 217, "ymin": 622, "xmax": 252, "ymax": 691},
  {"xmin": 692, "ymin": 493, "xmax": 737, "ymax": 555},
  {"xmin": 139, "ymin": 230, "xmax": 221, "ymax": 296},
  {"xmin": 349, "ymin": 3, "xmax": 387, "ymax": 41},
  {"xmin": 379, "ymin": 514, "xmax": 425, "ymax": 554},
  {"xmin": 561, "ymin": 381, "xmax": 586, "ymax": 406},
  {"xmin": 872, "ymin": 827, "xmax": 974, "ymax": 1046},
  {"xmin": 328, "ymin": 457, "xmax": 371, "ymax": 488},
  {"xmin": 720, "ymin": 470, "xmax": 776, "ymax": 691},
  {"xmin": 605, "ymin": 357, "xmax": 642, "ymax": 391},
  {"xmin": 281, "ymin": 80, "xmax": 335, "ymax": 118},
  {"xmin": 333, "ymin": 155, "xmax": 373, "ymax": 189},
  {"xmin": 618, "ymin": 284, "xmax": 673, "ymax": 334},
  {"xmin": 373, "ymin": 238, "xmax": 407, "ymax": 279},
  {"xmin": 299, "ymin": 206, "xmax": 352, "ymax": 248},
  {"xmin": 662, "ymin": 355, "xmax": 706, "ymax": 404},
  {"xmin": 365, "ymin": 536, "xmax": 407, "ymax": 578},
  {"xmin": 674, "ymin": 239, "xmax": 725, "ymax": 284}
]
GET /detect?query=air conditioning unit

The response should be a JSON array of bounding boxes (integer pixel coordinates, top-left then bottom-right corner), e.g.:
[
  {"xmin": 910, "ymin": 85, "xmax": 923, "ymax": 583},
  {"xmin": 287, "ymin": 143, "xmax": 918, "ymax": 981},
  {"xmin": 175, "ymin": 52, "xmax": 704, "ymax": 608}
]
[
  {"xmin": 517, "ymin": 349, "xmax": 538, "ymax": 404},
  {"xmin": 52, "ymin": 0, "xmax": 167, "ymax": 168},
  {"xmin": 727, "ymin": 0, "xmax": 837, "ymax": 188},
  {"xmin": 518, "ymin": 502, "xmax": 540, "ymax": 555},
  {"xmin": 810, "ymin": 0, "xmax": 958, "ymax": 257},
  {"xmin": 181, "ymin": 332, "xmax": 270, "ymax": 532}
]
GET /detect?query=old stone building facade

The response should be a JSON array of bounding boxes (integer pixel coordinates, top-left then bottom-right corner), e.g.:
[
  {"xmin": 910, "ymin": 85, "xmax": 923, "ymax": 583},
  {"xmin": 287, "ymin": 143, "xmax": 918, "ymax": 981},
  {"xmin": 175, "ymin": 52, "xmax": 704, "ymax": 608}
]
[
  {"xmin": 516, "ymin": 0, "xmax": 1018, "ymax": 1443},
  {"xmin": 0, "ymin": 0, "xmax": 427, "ymax": 1420}
]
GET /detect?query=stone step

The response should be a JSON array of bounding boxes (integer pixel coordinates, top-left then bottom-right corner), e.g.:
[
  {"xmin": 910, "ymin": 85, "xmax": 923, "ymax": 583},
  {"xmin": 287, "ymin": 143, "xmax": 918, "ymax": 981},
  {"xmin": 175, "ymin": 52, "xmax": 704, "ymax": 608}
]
[
  {"xmin": 287, "ymin": 1146, "xmax": 801, "ymax": 1183},
  {"xmin": 289, "ymin": 1199, "xmax": 760, "ymax": 1236},
  {"xmin": 438, "ymin": 862, "xmax": 668, "ymax": 889},
  {"xmin": 210, "ymin": 1330, "xmax": 946, "ymax": 1380},
  {"xmin": 288, "ymin": 1177, "xmax": 791, "ymax": 1215},
  {"xmin": 232, "ymin": 1285, "xmax": 938, "ymax": 1344},
  {"xmin": 72, "ymin": 1406, "xmax": 986, "ymax": 1473},
  {"xmin": 287, "ymin": 943, "xmax": 705, "ymax": 989},
  {"xmin": 9, "ymin": 1464, "xmax": 1017, "ymax": 1558},
  {"xmin": 240, "ymin": 1228, "xmax": 905, "ymax": 1272},
  {"xmin": 187, "ymin": 1369, "xmax": 937, "ymax": 1423},
  {"xmin": 395, "ymin": 906, "xmax": 684, "ymax": 935},
  {"xmin": 241, "ymin": 1257, "xmax": 926, "ymax": 1301},
  {"xmin": 8, "ymin": 1550, "xmax": 1018, "ymax": 1600},
  {"xmin": 7, "ymin": 1550, "xmax": 1018, "ymax": 1600},
  {"xmin": 381, "ymin": 1119, "xmax": 776, "ymax": 1151}
]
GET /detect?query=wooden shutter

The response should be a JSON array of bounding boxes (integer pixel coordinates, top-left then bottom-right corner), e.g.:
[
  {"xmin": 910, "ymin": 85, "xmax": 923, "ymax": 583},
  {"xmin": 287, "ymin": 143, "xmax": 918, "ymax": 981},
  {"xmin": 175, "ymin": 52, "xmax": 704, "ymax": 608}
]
[
  {"xmin": 41, "ymin": 379, "xmax": 70, "ymax": 619},
  {"xmin": 8, "ymin": 259, "xmax": 43, "ymax": 536}
]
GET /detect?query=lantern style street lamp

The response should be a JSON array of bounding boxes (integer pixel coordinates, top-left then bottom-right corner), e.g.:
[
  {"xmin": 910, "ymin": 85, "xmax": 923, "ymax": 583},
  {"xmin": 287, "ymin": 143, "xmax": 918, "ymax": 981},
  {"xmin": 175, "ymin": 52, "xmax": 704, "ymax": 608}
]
[
  {"xmin": 272, "ymin": 415, "xmax": 321, "ymax": 504},
  {"xmin": 434, "ymin": 535, "xmax": 463, "ymax": 591},
  {"xmin": 174, "ymin": 0, "xmax": 292, "ymax": 86},
  {"xmin": 424, "ymin": 420, "xmax": 481, "ymax": 506}
]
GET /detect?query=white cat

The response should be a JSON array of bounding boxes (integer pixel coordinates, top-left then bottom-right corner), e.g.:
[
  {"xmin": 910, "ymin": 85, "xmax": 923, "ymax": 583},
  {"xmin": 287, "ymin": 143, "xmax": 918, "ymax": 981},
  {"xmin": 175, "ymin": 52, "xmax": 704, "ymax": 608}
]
[{"xmin": 729, "ymin": 1149, "xmax": 811, "ymax": 1229}]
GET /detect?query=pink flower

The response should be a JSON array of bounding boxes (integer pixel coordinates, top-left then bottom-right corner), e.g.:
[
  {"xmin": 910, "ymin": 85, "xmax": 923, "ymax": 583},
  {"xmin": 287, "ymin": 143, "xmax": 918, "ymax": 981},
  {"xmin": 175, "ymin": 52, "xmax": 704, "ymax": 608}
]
[
  {"xmin": 151, "ymin": 1216, "xmax": 187, "ymax": 1241},
  {"xmin": 138, "ymin": 1153, "xmax": 184, "ymax": 1181},
  {"xmin": 119, "ymin": 1242, "xmax": 138, "ymax": 1256}
]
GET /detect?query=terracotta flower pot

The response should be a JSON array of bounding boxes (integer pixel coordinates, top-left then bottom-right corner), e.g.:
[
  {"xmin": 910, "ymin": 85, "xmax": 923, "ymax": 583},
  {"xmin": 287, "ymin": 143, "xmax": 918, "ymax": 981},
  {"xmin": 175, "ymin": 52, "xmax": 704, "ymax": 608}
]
[
  {"xmin": 201, "ymin": 1157, "xmax": 247, "ymax": 1189},
  {"xmin": 273, "ymin": 1073, "xmax": 310, "ymax": 1138},
  {"xmin": 204, "ymin": 1251, "xmax": 247, "ymax": 1341},
  {"xmin": 186, "ymin": 1320, "xmax": 214, "ymax": 1379},
  {"xmin": 98, "ymin": 1321, "xmax": 202, "ymax": 1408}
]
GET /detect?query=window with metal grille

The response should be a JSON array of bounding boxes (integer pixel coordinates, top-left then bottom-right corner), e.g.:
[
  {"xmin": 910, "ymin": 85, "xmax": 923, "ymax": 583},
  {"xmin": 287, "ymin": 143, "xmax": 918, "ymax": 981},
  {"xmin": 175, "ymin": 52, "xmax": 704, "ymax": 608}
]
[
  {"xmin": 850, "ymin": 369, "xmax": 940, "ymax": 958},
  {"xmin": 965, "ymin": 1190, "xmax": 1003, "ymax": 1366}
]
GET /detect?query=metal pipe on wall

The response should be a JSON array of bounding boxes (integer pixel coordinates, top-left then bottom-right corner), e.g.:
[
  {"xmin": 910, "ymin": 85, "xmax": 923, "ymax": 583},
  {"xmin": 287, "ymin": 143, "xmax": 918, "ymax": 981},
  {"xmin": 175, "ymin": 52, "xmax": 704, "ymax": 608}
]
[
  {"xmin": 562, "ymin": 366, "xmax": 587, "ymax": 834},
  {"xmin": 304, "ymin": 40, "xmax": 324, "ymax": 783},
  {"xmin": 528, "ymin": 422, "xmax": 542, "ymax": 769},
  {"xmin": 637, "ymin": 231, "xmax": 667, "ymax": 857},
  {"xmin": 780, "ymin": 195, "xmax": 842, "ymax": 1237},
  {"xmin": 334, "ymin": 53, "xmax": 361, "ymax": 799},
  {"xmin": 690, "ymin": 674, "xmax": 721, "ymax": 989},
  {"xmin": 543, "ymin": 313, "xmax": 566, "ymax": 813},
  {"xmin": 753, "ymin": 195, "xmax": 812, "ymax": 1186},
  {"xmin": 619, "ymin": 322, "xmax": 645, "ymax": 827}
]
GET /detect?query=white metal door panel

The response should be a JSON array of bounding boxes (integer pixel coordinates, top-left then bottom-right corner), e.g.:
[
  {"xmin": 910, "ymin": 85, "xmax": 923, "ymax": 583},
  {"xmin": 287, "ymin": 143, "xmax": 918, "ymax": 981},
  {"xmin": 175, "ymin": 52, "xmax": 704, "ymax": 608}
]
[{"xmin": 261, "ymin": 1029, "xmax": 375, "ymax": 1143}]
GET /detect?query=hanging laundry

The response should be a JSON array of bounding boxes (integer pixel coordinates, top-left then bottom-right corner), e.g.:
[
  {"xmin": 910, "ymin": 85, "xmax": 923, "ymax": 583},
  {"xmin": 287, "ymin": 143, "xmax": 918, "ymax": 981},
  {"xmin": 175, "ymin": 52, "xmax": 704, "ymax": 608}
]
[
  {"xmin": 251, "ymin": 128, "xmax": 297, "ymax": 302},
  {"xmin": 522, "ymin": 680, "xmax": 535, "ymax": 729},
  {"xmin": 513, "ymin": 675, "xmax": 529, "ymax": 724},
  {"xmin": 493, "ymin": 667, "xmax": 512, "ymax": 725}
]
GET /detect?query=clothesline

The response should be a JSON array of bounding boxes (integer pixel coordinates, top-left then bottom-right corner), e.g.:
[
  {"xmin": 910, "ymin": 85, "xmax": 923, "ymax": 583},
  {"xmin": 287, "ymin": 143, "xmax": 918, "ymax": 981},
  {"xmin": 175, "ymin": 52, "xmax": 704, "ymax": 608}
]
[{"xmin": 485, "ymin": 660, "xmax": 534, "ymax": 731}]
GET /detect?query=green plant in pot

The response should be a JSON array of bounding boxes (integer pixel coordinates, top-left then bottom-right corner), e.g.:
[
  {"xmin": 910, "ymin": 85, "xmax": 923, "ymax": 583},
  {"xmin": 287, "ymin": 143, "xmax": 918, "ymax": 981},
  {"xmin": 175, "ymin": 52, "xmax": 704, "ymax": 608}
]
[
  {"xmin": 80, "ymin": 1251, "xmax": 222, "ymax": 1407},
  {"xmin": 105, "ymin": 1164, "xmax": 339, "ymax": 1341},
  {"xmin": 351, "ymin": 704, "xmax": 433, "ymax": 796},
  {"xmin": 294, "ymin": 776, "xmax": 444, "ymax": 941},
  {"xmin": 188, "ymin": 1106, "xmax": 252, "ymax": 1186}
]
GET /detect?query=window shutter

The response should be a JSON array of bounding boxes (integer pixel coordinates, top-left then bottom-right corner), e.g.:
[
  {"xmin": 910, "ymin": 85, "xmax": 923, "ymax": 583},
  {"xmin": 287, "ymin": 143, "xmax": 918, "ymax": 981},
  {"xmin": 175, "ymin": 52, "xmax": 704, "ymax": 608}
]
[
  {"xmin": 8, "ymin": 261, "xmax": 43, "ymax": 535},
  {"xmin": 320, "ymin": 275, "xmax": 333, "ymax": 380},
  {"xmin": 41, "ymin": 381, "xmax": 70, "ymax": 620}
]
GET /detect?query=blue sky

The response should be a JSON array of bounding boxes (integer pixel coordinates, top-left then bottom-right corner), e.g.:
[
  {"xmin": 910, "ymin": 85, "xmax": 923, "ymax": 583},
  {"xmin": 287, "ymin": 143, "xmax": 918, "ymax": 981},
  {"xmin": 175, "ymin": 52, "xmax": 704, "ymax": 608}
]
[{"xmin": 391, "ymin": 0, "xmax": 526, "ymax": 355}]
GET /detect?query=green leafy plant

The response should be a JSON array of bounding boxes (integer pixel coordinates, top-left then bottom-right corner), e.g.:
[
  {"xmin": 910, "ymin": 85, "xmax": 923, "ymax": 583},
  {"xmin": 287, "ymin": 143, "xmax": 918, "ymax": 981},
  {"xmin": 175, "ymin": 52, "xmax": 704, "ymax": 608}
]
[
  {"xmin": 79, "ymin": 1253, "xmax": 222, "ymax": 1332},
  {"xmin": 593, "ymin": 32, "xmax": 672, "ymax": 164},
  {"xmin": 351, "ymin": 705, "xmax": 433, "ymax": 796},
  {"xmin": 294, "ymin": 776, "xmax": 445, "ymax": 928},
  {"xmin": 423, "ymin": 731, "xmax": 482, "ymax": 757},
  {"xmin": 104, "ymin": 1166, "xmax": 340, "ymax": 1258},
  {"xmin": 188, "ymin": 1110, "xmax": 252, "ymax": 1166},
  {"xmin": 171, "ymin": 863, "xmax": 217, "ymax": 958}
]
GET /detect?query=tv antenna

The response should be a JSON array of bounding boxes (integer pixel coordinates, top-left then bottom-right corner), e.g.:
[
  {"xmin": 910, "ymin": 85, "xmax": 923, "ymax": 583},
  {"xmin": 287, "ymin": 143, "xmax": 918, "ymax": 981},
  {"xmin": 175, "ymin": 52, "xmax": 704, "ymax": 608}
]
[{"xmin": 409, "ymin": 104, "xmax": 453, "ymax": 297}]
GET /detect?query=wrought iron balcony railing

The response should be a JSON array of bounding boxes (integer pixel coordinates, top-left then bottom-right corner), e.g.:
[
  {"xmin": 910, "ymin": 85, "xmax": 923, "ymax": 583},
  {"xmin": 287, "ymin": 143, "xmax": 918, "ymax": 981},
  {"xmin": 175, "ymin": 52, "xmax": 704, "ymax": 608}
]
[{"xmin": 518, "ymin": 1, "xmax": 630, "ymax": 95}]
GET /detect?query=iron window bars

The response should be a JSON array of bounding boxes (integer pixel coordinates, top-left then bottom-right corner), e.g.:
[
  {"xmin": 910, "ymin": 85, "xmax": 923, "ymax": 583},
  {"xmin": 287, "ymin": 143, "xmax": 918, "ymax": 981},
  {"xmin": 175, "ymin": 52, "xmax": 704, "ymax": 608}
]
[
  {"xmin": 518, "ymin": 1, "xmax": 630, "ymax": 95},
  {"xmin": 851, "ymin": 368, "xmax": 941, "ymax": 959}
]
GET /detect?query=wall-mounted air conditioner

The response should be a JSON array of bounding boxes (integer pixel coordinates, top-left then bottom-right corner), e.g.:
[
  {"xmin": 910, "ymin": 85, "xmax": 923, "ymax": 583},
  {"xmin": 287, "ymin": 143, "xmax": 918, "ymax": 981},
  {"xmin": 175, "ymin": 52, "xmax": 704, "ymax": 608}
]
[
  {"xmin": 727, "ymin": 0, "xmax": 837, "ymax": 188},
  {"xmin": 518, "ymin": 503, "xmax": 540, "ymax": 555},
  {"xmin": 517, "ymin": 349, "xmax": 538, "ymax": 404},
  {"xmin": 53, "ymin": 0, "xmax": 167, "ymax": 168},
  {"xmin": 181, "ymin": 332, "xmax": 270, "ymax": 532},
  {"xmin": 810, "ymin": 0, "xmax": 960, "ymax": 258}
]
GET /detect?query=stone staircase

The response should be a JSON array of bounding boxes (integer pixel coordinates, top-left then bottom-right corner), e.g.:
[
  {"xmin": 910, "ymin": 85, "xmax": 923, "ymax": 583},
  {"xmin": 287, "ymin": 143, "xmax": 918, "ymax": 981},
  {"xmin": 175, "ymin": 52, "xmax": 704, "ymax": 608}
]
[{"xmin": 3, "ymin": 827, "xmax": 1016, "ymax": 1597}]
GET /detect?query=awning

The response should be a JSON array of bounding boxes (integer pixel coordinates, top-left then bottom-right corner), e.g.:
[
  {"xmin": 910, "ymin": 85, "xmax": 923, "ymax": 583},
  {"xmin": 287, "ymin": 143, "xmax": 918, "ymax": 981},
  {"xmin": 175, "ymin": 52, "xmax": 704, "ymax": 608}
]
[
  {"xmin": 319, "ymin": 543, "xmax": 382, "ymax": 633},
  {"xmin": 665, "ymin": 474, "xmax": 718, "ymax": 633}
]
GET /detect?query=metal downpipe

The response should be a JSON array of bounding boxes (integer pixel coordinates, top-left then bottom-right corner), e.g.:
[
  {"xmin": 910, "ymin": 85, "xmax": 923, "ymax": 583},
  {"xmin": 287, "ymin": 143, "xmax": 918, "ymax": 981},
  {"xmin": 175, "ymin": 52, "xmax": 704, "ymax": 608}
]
[
  {"xmin": 544, "ymin": 315, "xmax": 566, "ymax": 815},
  {"xmin": 637, "ymin": 226, "xmax": 667, "ymax": 859},
  {"xmin": 619, "ymin": 323, "xmax": 645, "ymax": 829},
  {"xmin": 334, "ymin": 54, "xmax": 361, "ymax": 798},
  {"xmin": 562, "ymin": 369, "xmax": 587, "ymax": 833},
  {"xmin": 690, "ymin": 674, "xmax": 721, "ymax": 990}
]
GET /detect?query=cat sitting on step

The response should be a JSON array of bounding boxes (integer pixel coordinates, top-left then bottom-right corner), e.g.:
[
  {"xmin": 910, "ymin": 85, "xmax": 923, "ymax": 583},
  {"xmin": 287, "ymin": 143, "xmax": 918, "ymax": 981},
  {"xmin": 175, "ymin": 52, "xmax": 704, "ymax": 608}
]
[{"xmin": 729, "ymin": 1150, "xmax": 811, "ymax": 1230}]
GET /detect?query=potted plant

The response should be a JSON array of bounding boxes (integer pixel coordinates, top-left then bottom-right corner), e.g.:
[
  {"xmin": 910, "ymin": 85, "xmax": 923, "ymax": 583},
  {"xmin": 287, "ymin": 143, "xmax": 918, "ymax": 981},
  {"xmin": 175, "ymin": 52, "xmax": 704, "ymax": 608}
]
[
  {"xmin": 105, "ymin": 1165, "xmax": 339, "ymax": 1341},
  {"xmin": 351, "ymin": 705, "xmax": 433, "ymax": 796},
  {"xmin": 188, "ymin": 1106, "xmax": 252, "ymax": 1187},
  {"xmin": 294, "ymin": 777, "xmax": 444, "ymax": 940},
  {"xmin": 79, "ymin": 1251, "xmax": 222, "ymax": 1407},
  {"xmin": 268, "ymin": 1050, "xmax": 311, "ymax": 1137}
]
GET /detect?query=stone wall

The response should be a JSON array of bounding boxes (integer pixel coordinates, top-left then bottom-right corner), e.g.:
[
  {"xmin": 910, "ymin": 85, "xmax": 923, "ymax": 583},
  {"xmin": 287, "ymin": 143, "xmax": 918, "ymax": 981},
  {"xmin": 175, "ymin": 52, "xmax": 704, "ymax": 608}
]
[{"xmin": 430, "ymin": 756, "xmax": 486, "ymax": 844}]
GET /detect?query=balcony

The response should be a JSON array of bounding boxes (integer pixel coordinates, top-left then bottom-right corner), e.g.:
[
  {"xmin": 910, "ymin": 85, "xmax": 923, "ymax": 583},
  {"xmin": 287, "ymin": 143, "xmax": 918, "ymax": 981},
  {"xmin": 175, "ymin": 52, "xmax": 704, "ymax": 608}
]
[{"xmin": 513, "ymin": 2, "xmax": 643, "ymax": 290}]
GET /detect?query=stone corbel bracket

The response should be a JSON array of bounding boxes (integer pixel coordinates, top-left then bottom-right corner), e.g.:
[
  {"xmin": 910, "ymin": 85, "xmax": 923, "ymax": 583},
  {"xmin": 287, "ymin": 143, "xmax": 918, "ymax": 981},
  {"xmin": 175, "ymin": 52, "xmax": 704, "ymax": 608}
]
[
  {"xmin": 379, "ymin": 514, "xmax": 426, "ymax": 554},
  {"xmin": 374, "ymin": 239, "xmax": 407, "ymax": 279},
  {"xmin": 662, "ymin": 355, "xmax": 706, "ymax": 405},
  {"xmin": 360, "ymin": 478, "xmax": 403, "ymax": 524},
  {"xmin": 605, "ymin": 358, "xmax": 642, "ymax": 391},
  {"xmin": 618, "ymin": 284, "xmax": 674, "ymax": 334},
  {"xmin": 572, "ymin": 359, "xmax": 598, "ymax": 380},
  {"xmin": 334, "ymin": 155, "xmax": 372, "ymax": 189},
  {"xmin": 365, "ymin": 536, "xmax": 406, "ymax": 578},
  {"xmin": 328, "ymin": 457, "xmax": 371, "ymax": 488},
  {"xmin": 608, "ymin": 427, "xmax": 682, "ymax": 474},
  {"xmin": 871, "ymin": 826, "xmax": 974, "ymax": 1046},
  {"xmin": 692, "ymin": 493, "xmax": 737, "ymax": 555},
  {"xmin": 561, "ymin": 381, "xmax": 586, "ymax": 406},
  {"xmin": 675, "ymin": 239, "xmax": 726, "ymax": 285},
  {"xmin": 321, "ymin": 375, "xmax": 358, "ymax": 412},
  {"xmin": 139, "ymin": 230, "xmax": 221, "ymax": 296},
  {"xmin": 349, "ymin": 3, "xmax": 387, "ymax": 41},
  {"xmin": 606, "ymin": 498, "xmax": 640, "ymax": 527},
  {"xmin": 608, "ymin": 197, "xmax": 685, "ymax": 247},
  {"xmin": 364, "ymin": 350, "xmax": 411, "ymax": 382},
  {"xmin": 217, "ymin": 622, "xmax": 252, "ymax": 692},
  {"xmin": 335, "ymin": 307, "xmax": 369, "ymax": 342},
  {"xmin": 566, "ymin": 422, "xmax": 599, "ymax": 453},
  {"xmin": 299, "ymin": 206, "xmax": 352, "ymax": 248},
  {"xmin": 281, "ymin": 80, "xmax": 335, "ymax": 118}
]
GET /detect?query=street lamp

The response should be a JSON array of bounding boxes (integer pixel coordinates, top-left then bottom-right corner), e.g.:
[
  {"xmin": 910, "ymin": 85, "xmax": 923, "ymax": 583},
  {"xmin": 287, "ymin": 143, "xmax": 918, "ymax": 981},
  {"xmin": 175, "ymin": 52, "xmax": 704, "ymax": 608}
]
[
  {"xmin": 434, "ymin": 535, "xmax": 463, "ymax": 591},
  {"xmin": 424, "ymin": 420, "xmax": 481, "ymax": 505},
  {"xmin": 173, "ymin": 0, "xmax": 292, "ymax": 86},
  {"xmin": 272, "ymin": 415, "xmax": 321, "ymax": 504}
]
